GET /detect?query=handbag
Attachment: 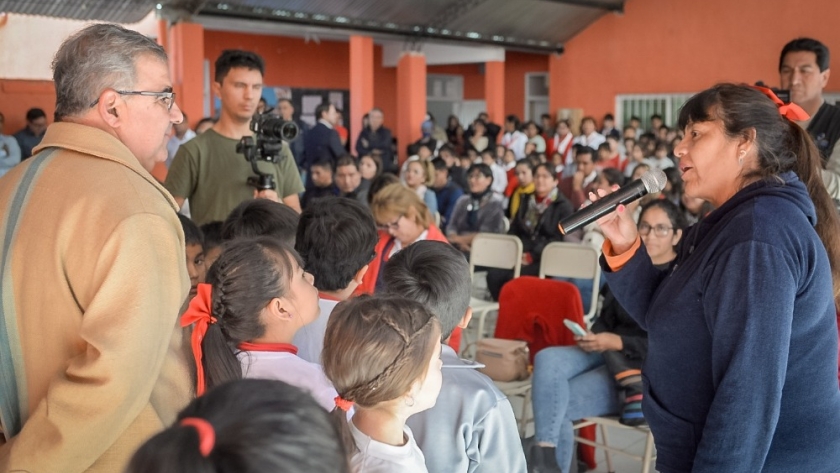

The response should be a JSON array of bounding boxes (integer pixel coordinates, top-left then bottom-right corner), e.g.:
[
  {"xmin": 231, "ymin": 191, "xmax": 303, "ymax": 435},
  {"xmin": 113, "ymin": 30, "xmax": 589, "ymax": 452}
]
[{"xmin": 475, "ymin": 338, "xmax": 530, "ymax": 382}]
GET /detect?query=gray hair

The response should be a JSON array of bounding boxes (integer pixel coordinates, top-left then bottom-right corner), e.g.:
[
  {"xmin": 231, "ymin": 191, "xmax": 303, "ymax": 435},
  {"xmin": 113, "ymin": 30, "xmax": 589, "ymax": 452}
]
[{"xmin": 52, "ymin": 23, "xmax": 167, "ymax": 120}]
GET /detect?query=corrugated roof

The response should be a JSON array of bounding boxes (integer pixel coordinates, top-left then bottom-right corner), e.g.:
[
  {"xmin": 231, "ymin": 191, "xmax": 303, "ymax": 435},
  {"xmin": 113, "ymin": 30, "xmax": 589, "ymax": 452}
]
[
  {"xmin": 0, "ymin": 0, "xmax": 155, "ymax": 24},
  {"xmin": 0, "ymin": 0, "xmax": 625, "ymax": 53},
  {"xmin": 197, "ymin": 0, "xmax": 624, "ymax": 52}
]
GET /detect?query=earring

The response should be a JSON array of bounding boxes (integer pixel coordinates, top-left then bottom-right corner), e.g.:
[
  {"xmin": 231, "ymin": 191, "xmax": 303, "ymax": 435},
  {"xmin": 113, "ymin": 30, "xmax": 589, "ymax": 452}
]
[
  {"xmin": 404, "ymin": 394, "xmax": 415, "ymax": 407},
  {"xmin": 738, "ymin": 150, "xmax": 745, "ymax": 166}
]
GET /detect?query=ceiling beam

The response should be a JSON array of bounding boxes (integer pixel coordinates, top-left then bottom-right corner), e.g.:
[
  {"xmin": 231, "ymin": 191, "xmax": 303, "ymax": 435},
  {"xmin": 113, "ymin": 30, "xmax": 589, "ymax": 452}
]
[
  {"xmin": 539, "ymin": 0, "xmax": 624, "ymax": 13},
  {"xmin": 198, "ymin": 4, "xmax": 565, "ymax": 55}
]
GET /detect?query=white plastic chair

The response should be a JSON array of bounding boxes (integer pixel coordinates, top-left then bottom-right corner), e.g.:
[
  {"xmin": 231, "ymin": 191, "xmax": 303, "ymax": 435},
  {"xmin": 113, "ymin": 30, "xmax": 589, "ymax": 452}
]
[
  {"xmin": 574, "ymin": 417, "xmax": 656, "ymax": 473},
  {"xmin": 538, "ymin": 242, "xmax": 601, "ymax": 324},
  {"xmin": 493, "ymin": 377, "xmax": 533, "ymax": 437},
  {"xmin": 464, "ymin": 233, "xmax": 523, "ymax": 355}
]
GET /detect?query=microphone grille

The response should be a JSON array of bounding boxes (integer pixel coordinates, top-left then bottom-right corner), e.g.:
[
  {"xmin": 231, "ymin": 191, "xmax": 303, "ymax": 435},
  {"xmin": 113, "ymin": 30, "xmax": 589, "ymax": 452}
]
[{"xmin": 641, "ymin": 168, "xmax": 668, "ymax": 193}]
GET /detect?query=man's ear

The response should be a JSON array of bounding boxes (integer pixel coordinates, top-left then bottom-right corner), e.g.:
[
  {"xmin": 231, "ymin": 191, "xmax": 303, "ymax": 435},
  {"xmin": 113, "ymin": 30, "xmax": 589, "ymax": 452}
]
[
  {"xmin": 98, "ymin": 90, "xmax": 121, "ymax": 127},
  {"xmin": 457, "ymin": 307, "xmax": 473, "ymax": 330},
  {"xmin": 821, "ymin": 68, "xmax": 831, "ymax": 88},
  {"xmin": 211, "ymin": 80, "xmax": 222, "ymax": 99}
]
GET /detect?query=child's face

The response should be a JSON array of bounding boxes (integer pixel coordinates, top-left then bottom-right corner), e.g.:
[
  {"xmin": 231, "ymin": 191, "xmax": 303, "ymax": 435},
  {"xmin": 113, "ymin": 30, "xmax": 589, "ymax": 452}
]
[
  {"xmin": 203, "ymin": 245, "xmax": 222, "ymax": 272},
  {"xmin": 310, "ymin": 166, "xmax": 333, "ymax": 188},
  {"xmin": 286, "ymin": 259, "xmax": 320, "ymax": 329},
  {"xmin": 410, "ymin": 334, "xmax": 443, "ymax": 414},
  {"xmin": 404, "ymin": 161, "xmax": 426, "ymax": 188},
  {"xmin": 185, "ymin": 244, "xmax": 206, "ymax": 299},
  {"xmin": 359, "ymin": 156, "xmax": 377, "ymax": 180}
]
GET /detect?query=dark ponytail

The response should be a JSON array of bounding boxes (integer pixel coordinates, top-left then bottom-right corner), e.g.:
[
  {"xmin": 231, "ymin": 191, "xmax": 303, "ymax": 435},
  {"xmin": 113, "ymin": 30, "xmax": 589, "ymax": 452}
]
[
  {"xmin": 678, "ymin": 83, "xmax": 840, "ymax": 303},
  {"xmin": 786, "ymin": 120, "xmax": 840, "ymax": 302},
  {"xmin": 200, "ymin": 237, "xmax": 302, "ymax": 391},
  {"xmin": 127, "ymin": 379, "xmax": 349, "ymax": 473}
]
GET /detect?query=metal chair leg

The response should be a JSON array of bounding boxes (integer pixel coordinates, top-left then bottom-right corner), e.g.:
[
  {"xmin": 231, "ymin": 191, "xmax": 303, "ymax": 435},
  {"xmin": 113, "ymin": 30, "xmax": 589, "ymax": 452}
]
[
  {"xmin": 600, "ymin": 423, "xmax": 614, "ymax": 473},
  {"xmin": 641, "ymin": 430, "xmax": 655, "ymax": 473}
]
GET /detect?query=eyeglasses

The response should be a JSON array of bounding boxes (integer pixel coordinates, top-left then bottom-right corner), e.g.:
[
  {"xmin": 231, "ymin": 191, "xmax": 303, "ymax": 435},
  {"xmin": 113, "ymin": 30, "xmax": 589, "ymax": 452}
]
[
  {"xmin": 377, "ymin": 214, "xmax": 403, "ymax": 231},
  {"xmin": 89, "ymin": 90, "xmax": 177, "ymax": 111},
  {"xmin": 638, "ymin": 223, "xmax": 673, "ymax": 237}
]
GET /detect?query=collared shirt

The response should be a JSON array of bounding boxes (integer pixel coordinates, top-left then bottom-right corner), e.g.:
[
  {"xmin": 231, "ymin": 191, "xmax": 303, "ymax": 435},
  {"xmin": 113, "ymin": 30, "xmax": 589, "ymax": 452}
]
[{"xmin": 406, "ymin": 345, "xmax": 527, "ymax": 473}]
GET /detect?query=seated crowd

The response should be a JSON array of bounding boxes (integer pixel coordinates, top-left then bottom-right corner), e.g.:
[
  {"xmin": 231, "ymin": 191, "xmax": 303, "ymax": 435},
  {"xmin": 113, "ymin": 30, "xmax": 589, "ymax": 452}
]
[
  {"xmin": 6, "ymin": 25, "xmax": 839, "ymax": 473},
  {"xmin": 133, "ymin": 108, "xmax": 702, "ymax": 473}
]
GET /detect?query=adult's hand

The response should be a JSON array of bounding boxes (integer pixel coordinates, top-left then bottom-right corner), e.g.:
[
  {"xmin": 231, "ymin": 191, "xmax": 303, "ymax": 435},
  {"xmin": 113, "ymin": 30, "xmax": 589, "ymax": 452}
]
[
  {"xmin": 592, "ymin": 185, "xmax": 639, "ymax": 254},
  {"xmin": 576, "ymin": 332, "xmax": 623, "ymax": 353}
]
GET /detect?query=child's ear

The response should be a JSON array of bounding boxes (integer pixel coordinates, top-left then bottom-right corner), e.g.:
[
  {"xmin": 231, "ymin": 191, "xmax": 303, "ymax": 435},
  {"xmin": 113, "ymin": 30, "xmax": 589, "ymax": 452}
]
[
  {"xmin": 265, "ymin": 297, "xmax": 294, "ymax": 322},
  {"xmin": 457, "ymin": 307, "xmax": 473, "ymax": 330},
  {"xmin": 353, "ymin": 264, "xmax": 369, "ymax": 285}
]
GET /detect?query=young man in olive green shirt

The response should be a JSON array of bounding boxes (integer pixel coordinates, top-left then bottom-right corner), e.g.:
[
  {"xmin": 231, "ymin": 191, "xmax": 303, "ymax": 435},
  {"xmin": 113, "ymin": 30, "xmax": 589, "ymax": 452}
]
[{"xmin": 165, "ymin": 50, "xmax": 303, "ymax": 225}]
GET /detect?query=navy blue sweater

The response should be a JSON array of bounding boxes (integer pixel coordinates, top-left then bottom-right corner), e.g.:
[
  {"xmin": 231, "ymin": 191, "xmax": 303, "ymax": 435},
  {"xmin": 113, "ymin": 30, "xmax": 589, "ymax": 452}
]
[{"xmin": 603, "ymin": 172, "xmax": 840, "ymax": 473}]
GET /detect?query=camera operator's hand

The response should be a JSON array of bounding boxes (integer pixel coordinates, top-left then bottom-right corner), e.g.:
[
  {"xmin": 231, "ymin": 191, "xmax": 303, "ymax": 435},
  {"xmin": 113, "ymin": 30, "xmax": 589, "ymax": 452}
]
[{"xmin": 254, "ymin": 188, "xmax": 281, "ymax": 203}]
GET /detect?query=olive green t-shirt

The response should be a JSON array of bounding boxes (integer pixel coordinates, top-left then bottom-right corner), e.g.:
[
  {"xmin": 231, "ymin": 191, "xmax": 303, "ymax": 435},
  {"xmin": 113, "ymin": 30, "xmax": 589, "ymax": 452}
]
[{"xmin": 164, "ymin": 129, "xmax": 304, "ymax": 225}]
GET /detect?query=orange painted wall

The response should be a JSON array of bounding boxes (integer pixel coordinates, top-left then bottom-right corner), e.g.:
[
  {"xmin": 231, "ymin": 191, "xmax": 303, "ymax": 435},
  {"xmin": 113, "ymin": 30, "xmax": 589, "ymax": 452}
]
[
  {"xmin": 505, "ymin": 51, "xmax": 549, "ymax": 119},
  {"xmin": 427, "ymin": 63, "xmax": 485, "ymax": 100},
  {"xmin": 203, "ymin": 30, "xmax": 350, "ymax": 112},
  {"xmin": 551, "ymin": 0, "xmax": 840, "ymax": 123},
  {"xmin": 0, "ymin": 80, "xmax": 55, "ymax": 134}
]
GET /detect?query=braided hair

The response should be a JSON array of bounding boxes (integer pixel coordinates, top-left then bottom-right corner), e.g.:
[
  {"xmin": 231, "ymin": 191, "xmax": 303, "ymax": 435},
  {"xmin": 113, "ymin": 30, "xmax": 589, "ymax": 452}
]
[
  {"xmin": 200, "ymin": 236, "xmax": 302, "ymax": 392},
  {"xmin": 321, "ymin": 295, "xmax": 441, "ymax": 453}
]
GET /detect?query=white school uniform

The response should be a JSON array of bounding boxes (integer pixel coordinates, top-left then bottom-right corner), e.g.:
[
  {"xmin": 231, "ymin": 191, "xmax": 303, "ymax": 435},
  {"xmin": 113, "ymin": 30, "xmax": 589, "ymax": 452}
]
[
  {"xmin": 349, "ymin": 420, "xmax": 428, "ymax": 473},
  {"xmin": 239, "ymin": 345, "xmax": 337, "ymax": 411},
  {"xmin": 294, "ymin": 296, "xmax": 341, "ymax": 364}
]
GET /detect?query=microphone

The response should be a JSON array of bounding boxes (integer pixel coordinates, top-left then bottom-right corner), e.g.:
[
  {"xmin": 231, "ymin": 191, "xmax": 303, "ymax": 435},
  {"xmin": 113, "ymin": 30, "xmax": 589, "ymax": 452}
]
[{"xmin": 558, "ymin": 168, "xmax": 667, "ymax": 235}]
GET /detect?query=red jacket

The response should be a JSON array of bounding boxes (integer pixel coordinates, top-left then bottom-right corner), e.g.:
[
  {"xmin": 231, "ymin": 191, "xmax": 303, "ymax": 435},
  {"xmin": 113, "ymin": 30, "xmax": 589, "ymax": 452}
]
[{"xmin": 355, "ymin": 225, "xmax": 461, "ymax": 351}]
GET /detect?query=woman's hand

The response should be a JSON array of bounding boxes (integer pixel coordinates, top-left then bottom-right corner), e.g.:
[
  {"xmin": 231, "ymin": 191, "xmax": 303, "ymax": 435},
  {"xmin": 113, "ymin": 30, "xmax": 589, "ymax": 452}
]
[
  {"xmin": 592, "ymin": 185, "xmax": 639, "ymax": 254},
  {"xmin": 576, "ymin": 332, "xmax": 624, "ymax": 353}
]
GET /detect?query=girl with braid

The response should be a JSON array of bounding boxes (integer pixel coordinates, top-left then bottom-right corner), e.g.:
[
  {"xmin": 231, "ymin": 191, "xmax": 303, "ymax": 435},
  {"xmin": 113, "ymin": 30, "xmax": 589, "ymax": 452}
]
[
  {"xmin": 322, "ymin": 296, "xmax": 444, "ymax": 473},
  {"xmin": 180, "ymin": 236, "xmax": 339, "ymax": 410}
]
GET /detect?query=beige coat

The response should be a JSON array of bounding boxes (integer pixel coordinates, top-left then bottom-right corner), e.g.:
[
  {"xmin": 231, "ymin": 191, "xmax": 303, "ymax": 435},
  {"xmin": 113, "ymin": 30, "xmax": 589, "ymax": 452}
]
[{"xmin": 0, "ymin": 122, "xmax": 193, "ymax": 472}]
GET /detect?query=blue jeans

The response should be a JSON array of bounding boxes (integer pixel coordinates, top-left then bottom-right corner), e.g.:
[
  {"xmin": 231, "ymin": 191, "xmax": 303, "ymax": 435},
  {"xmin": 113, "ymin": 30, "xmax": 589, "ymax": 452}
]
[{"xmin": 532, "ymin": 346, "xmax": 620, "ymax": 473}]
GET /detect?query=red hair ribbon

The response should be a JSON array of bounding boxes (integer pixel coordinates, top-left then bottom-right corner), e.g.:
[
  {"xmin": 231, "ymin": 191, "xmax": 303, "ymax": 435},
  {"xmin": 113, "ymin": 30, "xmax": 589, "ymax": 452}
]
[
  {"xmin": 751, "ymin": 85, "xmax": 810, "ymax": 121},
  {"xmin": 179, "ymin": 283, "xmax": 217, "ymax": 396},
  {"xmin": 334, "ymin": 395, "xmax": 354, "ymax": 412},
  {"xmin": 180, "ymin": 417, "xmax": 216, "ymax": 457}
]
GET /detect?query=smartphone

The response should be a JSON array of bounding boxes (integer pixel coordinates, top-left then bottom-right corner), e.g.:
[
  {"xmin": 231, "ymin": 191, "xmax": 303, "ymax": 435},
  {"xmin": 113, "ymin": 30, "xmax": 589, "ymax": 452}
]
[{"xmin": 563, "ymin": 319, "xmax": 588, "ymax": 337}]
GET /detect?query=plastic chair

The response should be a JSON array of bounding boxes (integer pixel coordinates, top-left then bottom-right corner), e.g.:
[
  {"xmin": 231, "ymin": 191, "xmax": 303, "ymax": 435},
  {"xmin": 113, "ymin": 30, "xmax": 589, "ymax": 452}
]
[
  {"xmin": 491, "ymin": 277, "xmax": 588, "ymax": 437},
  {"xmin": 539, "ymin": 242, "xmax": 602, "ymax": 324},
  {"xmin": 573, "ymin": 417, "xmax": 656, "ymax": 473},
  {"xmin": 463, "ymin": 233, "xmax": 523, "ymax": 356}
]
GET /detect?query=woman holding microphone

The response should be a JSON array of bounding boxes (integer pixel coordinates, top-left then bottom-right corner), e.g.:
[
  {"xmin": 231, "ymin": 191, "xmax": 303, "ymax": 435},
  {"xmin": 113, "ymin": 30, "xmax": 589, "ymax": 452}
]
[{"xmin": 593, "ymin": 83, "xmax": 840, "ymax": 472}]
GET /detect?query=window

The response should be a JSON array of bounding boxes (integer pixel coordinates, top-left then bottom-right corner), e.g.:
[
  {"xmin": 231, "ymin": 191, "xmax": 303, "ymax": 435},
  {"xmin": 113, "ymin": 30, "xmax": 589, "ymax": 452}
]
[
  {"xmin": 615, "ymin": 93, "xmax": 694, "ymax": 130},
  {"xmin": 525, "ymin": 73, "xmax": 549, "ymax": 122}
]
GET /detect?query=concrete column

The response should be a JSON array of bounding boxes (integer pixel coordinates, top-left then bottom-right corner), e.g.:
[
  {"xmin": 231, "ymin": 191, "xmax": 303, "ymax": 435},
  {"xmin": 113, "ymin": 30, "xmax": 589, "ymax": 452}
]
[
  {"xmin": 396, "ymin": 52, "xmax": 426, "ymax": 165},
  {"xmin": 485, "ymin": 60, "xmax": 505, "ymax": 136},
  {"xmin": 349, "ymin": 35, "xmax": 375, "ymax": 151}
]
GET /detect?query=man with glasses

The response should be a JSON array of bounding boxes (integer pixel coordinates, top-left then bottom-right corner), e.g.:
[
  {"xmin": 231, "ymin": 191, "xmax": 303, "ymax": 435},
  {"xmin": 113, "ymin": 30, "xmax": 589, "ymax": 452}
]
[
  {"xmin": 165, "ymin": 50, "xmax": 304, "ymax": 224},
  {"xmin": 0, "ymin": 24, "xmax": 191, "ymax": 472}
]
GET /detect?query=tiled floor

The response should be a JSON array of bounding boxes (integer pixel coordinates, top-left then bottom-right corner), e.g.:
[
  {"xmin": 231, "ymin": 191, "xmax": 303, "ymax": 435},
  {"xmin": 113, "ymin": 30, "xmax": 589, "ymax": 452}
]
[{"xmin": 509, "ymin": 395, "xmax": 658, "ymax": 473}]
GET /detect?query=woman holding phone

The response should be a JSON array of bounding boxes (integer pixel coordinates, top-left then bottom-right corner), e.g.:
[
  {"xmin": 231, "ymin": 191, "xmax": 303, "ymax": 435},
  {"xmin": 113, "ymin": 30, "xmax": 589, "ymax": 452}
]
[{"xmin": 529, "ymin": 199, "xmax": 685, "ymax": 473}]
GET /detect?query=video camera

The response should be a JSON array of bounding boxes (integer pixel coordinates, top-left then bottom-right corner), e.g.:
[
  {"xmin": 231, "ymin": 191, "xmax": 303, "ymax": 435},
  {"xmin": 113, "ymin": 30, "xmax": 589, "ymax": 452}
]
[
  {"xmin": 236, "ymin": 112, "xmax": 299, "ymax": 191},
  {"xmin": 754, "ymin": 81, "xmax": 791, "ymax": 104}
]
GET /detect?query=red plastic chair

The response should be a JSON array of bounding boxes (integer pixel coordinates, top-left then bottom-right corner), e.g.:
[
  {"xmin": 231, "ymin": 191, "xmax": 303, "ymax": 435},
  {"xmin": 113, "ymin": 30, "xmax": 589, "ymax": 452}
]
[{"xmin": 495, "ymin": 276, "xmax": 597, "ymax": 469}]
